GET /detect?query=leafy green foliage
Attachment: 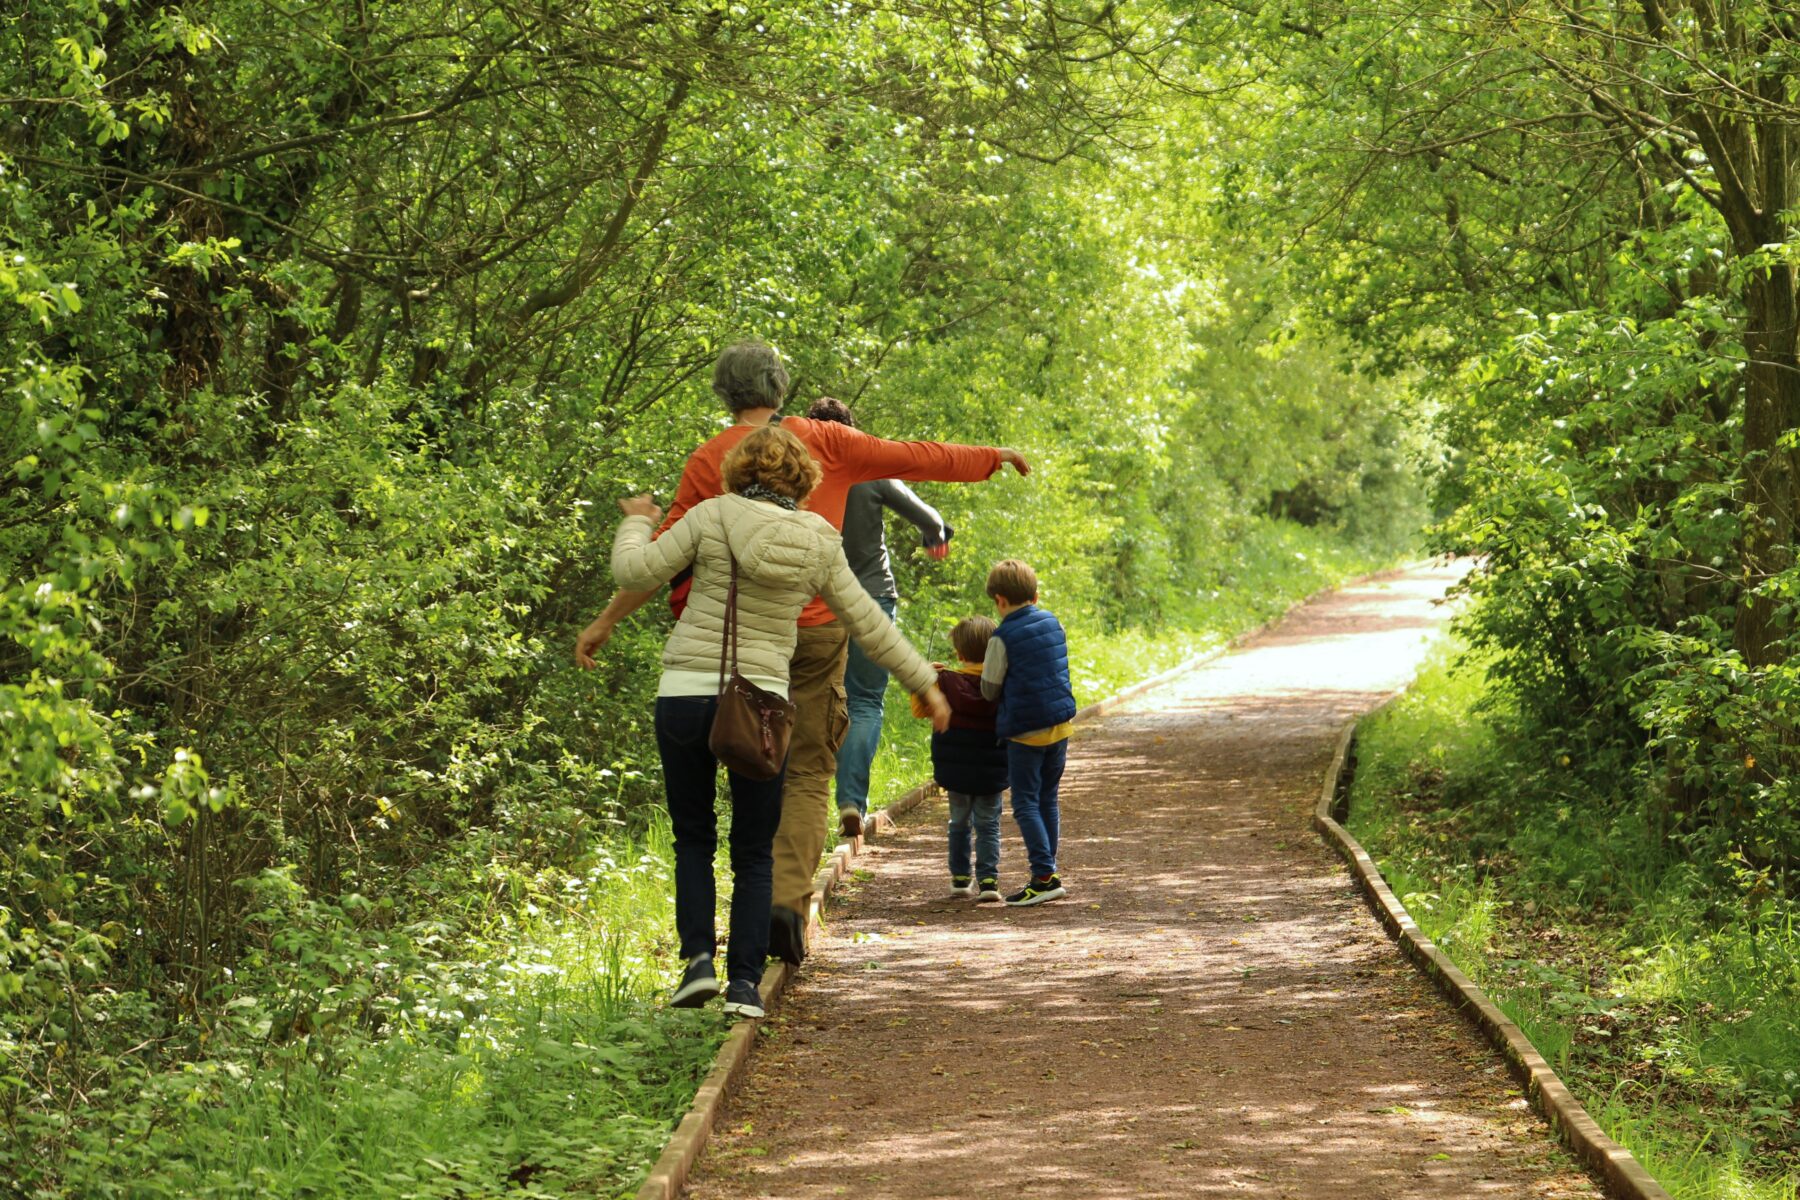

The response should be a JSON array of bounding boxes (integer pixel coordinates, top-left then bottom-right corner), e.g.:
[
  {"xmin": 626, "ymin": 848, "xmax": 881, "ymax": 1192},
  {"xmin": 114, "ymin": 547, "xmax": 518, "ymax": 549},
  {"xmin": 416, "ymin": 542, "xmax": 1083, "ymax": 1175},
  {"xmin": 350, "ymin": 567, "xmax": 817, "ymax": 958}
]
[
  {"xmin": 0, "ymin": 1, "xmax": 1423, "ymax": 1192},
  {"xmin": 2, "ymin": 822, "xmax": 717, "ymax": 1199},
  {"xmin": 1220, "ymin": 3, "xmax": 1800, "ymax": 880}
]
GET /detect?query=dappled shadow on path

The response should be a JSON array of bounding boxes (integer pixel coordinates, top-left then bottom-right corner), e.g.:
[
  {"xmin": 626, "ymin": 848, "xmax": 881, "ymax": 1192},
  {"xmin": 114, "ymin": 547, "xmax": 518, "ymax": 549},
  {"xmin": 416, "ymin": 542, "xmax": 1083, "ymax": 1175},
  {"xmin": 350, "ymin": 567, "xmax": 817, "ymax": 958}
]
[{"xmin": 684, "ymin": 561, "xmax": 1601, "ymax": 1200}]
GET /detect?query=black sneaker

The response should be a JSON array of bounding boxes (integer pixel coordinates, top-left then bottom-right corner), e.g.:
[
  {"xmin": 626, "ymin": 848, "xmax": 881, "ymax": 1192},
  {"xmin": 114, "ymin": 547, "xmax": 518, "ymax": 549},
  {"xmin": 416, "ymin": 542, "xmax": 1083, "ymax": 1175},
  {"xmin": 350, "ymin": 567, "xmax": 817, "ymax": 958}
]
[
  {"xmin": 671, "ymin": 954, "xmax": 719, "ymax": 1008},
  {"xmin": 976, "ymin": 878, "xmax": 1001, "ymax": 903},
  {"xmin": 722, "ymin": 979, "xmax": 765, "ymax": 1019},
  {"xmin": 768, "ymin": 904, "xmax": 807, "ymax": 966},
  {"xmin": 949, "ymin": 875, "xmax": 976, "ymax": 897},
  {"xmin": 838, "ymin": 806, "xmax": 864, "ymax": 839},
  {"xmin": 1005, "ymin": 874, "xmax": 1066, "ymax": 906}
]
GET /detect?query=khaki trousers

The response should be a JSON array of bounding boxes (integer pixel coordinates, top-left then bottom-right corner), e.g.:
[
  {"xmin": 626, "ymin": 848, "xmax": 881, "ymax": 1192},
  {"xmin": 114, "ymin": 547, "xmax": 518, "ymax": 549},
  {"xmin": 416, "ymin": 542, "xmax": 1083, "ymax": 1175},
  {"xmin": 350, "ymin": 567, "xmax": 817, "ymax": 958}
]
[{"xmin": 772, "ymin": 621, "xmax": 850, "ymax": 914}]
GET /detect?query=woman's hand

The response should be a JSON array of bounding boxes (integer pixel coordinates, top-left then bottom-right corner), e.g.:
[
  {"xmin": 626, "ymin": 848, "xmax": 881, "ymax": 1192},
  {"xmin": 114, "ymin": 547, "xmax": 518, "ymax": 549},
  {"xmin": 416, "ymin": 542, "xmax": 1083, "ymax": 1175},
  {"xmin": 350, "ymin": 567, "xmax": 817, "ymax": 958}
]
[
  {"xmin": 575, "ymin": 616, "xmax": 615, "ymax": 669},
  {"xmin": 618, "ymin": 494, "xmax": 663, "ymax": 523},
  {"xmin": 920, "ymin": 684, "xmax": 952, "ymax": 733}
]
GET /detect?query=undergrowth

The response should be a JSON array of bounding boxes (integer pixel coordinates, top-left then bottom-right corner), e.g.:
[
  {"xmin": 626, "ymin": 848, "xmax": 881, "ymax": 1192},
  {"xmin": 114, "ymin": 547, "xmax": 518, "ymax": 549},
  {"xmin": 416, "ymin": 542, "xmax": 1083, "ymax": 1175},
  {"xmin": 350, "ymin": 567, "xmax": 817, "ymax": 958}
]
[
  {"xmin": 2, "ymin": 822, "xmax": 721, "ymax": 1200},
  {"xmin": 1348, "ymin": 641, "xmax": 1800, "ymax": 1200}
]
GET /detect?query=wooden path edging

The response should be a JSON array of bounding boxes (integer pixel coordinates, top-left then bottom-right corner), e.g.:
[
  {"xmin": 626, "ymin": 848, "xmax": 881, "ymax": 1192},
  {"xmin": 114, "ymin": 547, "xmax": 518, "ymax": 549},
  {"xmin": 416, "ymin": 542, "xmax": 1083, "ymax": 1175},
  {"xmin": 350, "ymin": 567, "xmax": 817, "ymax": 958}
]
[
  {"xmin": 1314, "ymin": 720, "xmax": 1671, "ymax": 1200},
  {"xmin": 633, "ymin": 566, "xmax": 1416, "ymax": 1200}
]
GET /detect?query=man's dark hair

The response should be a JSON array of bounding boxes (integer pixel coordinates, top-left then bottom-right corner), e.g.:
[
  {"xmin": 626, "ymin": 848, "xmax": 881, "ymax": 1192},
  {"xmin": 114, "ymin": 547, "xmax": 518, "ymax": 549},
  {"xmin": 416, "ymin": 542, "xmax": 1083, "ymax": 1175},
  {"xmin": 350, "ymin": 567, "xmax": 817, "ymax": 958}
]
[
  {"xmin": 712, "ymin": 341, "xmax": 790, "ymax": 413},
  {"xmin": 806, "ymin": 396, "xmax": 856, "ymax": 427}
]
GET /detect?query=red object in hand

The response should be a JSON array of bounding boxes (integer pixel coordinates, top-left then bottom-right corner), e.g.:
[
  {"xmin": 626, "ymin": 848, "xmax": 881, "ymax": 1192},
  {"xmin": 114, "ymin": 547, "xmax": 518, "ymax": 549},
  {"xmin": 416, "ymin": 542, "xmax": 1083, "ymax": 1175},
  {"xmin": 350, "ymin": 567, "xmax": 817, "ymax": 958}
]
[{"xmin": 927, "ymin": 542, "xmax": 950, "ymax": 560}]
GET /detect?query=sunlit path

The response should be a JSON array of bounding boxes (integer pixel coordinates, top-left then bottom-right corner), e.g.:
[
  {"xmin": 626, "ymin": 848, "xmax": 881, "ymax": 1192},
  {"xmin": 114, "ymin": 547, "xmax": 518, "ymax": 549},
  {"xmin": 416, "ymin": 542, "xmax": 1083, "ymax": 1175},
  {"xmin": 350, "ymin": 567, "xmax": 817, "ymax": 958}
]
[{"xmin": 683, "ymin": 562, "xmax": 1604, "ymax": 1200}]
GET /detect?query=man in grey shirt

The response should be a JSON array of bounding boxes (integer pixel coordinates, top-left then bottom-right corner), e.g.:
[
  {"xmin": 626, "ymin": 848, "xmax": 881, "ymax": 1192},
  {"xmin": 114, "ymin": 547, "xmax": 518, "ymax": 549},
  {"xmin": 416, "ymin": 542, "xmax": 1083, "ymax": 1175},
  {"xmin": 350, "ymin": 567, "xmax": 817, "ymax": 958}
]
[{"xmin": 807, "ymin": 399, "xmax": 952, "ymax": 836}]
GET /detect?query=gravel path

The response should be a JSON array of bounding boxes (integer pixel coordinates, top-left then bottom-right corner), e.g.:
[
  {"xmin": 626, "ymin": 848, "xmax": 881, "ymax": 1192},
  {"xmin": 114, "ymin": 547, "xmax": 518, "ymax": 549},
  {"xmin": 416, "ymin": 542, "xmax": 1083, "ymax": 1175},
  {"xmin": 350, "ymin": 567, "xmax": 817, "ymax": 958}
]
[{"xmin": 684, "ymin": 564, "xmax": 1605, "ymax": 1200}]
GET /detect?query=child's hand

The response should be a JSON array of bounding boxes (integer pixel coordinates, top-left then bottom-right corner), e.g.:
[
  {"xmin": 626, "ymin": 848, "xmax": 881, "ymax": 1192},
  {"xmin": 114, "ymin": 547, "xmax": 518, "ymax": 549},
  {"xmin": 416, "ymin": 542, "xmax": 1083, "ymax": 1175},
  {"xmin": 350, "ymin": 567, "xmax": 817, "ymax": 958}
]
[{"xmin": 919, "ymin": 684, "xmax": 952, "ymax": 733}]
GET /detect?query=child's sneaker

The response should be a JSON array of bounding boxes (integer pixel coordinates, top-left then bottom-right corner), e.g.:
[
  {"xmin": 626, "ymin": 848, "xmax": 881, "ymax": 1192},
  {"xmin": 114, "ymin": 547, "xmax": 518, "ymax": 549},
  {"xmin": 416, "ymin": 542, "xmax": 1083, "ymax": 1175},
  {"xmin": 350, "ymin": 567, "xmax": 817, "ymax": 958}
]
[
  {"xmin": 722, "ymin": 979, "xmax": 765, "ymax": 1020},
  {"xmin": 976, "ymin": 877, "xmax": 1001, "ymax": 903},
  {"xmin": 949, "ymin": 875, "xmax": 976, "ymax": 897},
  {"xmin": 671, "ymin": 953, "xmax": 719, "ymax": 1008},
  {"xmin": 1005, "ymin": 874, "xmax": 1066, "ymax": 906}
]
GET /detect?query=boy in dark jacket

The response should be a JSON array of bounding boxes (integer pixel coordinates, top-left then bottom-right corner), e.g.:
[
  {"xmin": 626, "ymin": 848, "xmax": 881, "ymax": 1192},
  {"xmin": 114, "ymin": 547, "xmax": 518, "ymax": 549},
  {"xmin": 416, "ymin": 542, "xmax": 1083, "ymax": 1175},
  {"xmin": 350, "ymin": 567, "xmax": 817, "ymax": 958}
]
[
  {"xmin": 912, "ymin": 616, "xmax": 1010, "ymax": 902},
  {"xmin": 980, "ymin": 559, "xmax": 1077, "ymax": 906}
]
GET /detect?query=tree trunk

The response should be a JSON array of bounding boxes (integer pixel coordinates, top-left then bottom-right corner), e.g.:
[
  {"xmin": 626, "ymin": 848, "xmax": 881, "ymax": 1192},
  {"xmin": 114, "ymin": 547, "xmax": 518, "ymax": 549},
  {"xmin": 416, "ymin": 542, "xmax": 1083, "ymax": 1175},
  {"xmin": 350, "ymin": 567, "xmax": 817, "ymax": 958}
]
[{"xmin": 1733, "ymin": 262, "xmax": 1800, "ymax": 667}]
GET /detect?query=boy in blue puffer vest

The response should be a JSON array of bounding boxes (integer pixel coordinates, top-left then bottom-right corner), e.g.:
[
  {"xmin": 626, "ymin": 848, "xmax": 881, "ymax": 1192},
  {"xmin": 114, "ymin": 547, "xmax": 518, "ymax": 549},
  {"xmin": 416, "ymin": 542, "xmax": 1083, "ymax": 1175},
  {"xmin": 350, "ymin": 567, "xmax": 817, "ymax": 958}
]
[
  {"xmin": 912, "ymin": 616, "xmax": 1010, "ymax": 902},
  {"xmin": 980, "ymin": 559, "xmax": 1077, "ymax": 906}
]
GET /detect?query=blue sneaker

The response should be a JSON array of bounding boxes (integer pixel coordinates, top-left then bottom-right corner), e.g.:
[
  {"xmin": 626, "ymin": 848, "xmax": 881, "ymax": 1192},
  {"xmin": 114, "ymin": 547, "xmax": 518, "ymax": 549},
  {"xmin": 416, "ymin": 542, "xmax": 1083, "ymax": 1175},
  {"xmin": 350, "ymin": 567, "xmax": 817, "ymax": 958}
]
[{"xmin": 722, "ymin": 979, "xmax": 765, "ymax": 1020}]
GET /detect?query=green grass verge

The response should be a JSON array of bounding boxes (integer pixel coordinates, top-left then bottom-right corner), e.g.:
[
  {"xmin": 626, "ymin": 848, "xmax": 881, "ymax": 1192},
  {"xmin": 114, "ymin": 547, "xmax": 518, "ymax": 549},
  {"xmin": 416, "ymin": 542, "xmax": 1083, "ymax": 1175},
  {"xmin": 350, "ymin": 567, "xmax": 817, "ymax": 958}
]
[
  {"xmin": 7, "ymin": 820, "xmax": 722, "ymax": 1200},
  {"xmin": 1347, "ymin": 642, "xmax": 1800, "ymax": 1200}
]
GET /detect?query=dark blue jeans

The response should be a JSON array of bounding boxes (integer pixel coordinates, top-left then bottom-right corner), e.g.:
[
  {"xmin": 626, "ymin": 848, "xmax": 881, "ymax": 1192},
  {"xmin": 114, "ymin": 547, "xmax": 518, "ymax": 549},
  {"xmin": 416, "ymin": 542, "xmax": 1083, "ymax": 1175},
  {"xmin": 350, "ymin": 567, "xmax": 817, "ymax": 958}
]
[
  {"xmin": 947, "ymin": 791, "xmax": 1003, "ymax": 880},
  {"xmin": 1007, "ymin": 738, "xmax": 1068, "ymax": 878},
  {"xmin": 654, "ymin": 696, "xmax": 785, "ymax": 986},
  {"xmin": 834, "ymin": 595, "xmax": 898, "ymax": 816}
]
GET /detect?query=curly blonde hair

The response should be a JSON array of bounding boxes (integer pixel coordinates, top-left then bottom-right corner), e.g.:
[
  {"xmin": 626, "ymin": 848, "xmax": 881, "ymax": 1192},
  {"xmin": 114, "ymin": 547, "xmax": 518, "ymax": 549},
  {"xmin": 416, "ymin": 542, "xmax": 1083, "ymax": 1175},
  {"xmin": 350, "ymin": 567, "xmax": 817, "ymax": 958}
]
[{"xmin": 721, "ymin": 425, "xmax": 823, "ymax": 504}]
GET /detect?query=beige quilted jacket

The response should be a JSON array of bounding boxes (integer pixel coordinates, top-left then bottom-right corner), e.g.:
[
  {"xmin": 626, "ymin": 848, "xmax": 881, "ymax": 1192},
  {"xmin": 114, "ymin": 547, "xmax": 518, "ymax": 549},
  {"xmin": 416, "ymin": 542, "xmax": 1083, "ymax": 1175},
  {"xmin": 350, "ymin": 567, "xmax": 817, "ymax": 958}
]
[{"xmin": 612, "ymin": 493, "xmax": 935, "ymax": 700}]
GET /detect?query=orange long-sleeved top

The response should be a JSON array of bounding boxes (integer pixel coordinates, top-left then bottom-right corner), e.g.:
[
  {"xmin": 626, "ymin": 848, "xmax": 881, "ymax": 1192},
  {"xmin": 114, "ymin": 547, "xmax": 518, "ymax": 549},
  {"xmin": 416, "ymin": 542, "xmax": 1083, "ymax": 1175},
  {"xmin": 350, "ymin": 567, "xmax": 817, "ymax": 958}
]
[{"xmin": 654, "ymin": 416, "xmax": 1002, "ymax": 626}]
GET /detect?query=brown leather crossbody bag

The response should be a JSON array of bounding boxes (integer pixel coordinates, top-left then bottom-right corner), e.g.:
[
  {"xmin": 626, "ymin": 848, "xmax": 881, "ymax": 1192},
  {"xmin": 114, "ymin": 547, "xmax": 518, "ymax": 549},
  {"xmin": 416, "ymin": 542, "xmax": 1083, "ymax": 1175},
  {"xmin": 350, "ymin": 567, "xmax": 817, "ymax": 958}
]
[{"xmin": 708, "ymin": 556, "xmax": 797, "ymax": 780}]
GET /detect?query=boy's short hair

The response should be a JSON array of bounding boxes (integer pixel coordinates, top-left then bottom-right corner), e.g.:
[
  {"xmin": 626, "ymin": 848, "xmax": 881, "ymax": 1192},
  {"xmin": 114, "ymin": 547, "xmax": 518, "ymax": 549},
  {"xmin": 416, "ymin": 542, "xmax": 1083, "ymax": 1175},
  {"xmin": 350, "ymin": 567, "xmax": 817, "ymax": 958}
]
[
  {"xmin": 950, "ymin": 615, "xmax": 996, "ymax": 663},
  {"xmin": 985, "ymin": 559, "xmax": 1038, "ymax": 605}
]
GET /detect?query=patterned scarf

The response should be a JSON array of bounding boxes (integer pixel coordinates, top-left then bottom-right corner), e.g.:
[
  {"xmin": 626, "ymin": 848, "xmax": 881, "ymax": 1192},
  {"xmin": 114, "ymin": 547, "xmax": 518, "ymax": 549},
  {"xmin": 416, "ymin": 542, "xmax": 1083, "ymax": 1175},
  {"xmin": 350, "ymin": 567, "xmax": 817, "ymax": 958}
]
[{"xmin": 738, "ymin": 483, "xmax": 798, "ymax": 511}]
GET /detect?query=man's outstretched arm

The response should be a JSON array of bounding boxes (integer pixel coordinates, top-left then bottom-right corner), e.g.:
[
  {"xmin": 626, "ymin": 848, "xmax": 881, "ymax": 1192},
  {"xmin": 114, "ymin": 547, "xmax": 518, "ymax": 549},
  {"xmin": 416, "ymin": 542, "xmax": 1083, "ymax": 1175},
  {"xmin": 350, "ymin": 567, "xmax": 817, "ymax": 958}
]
[{"xmin": 820, "ymin": 420, "xmax": 1031, "ymax": 485}]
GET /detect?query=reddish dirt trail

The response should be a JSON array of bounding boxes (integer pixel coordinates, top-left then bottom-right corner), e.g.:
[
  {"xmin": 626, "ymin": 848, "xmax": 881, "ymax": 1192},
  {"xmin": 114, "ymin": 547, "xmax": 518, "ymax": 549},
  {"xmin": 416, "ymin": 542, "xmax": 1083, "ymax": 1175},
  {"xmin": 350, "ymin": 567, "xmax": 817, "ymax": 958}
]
[{"xmin": 684, "ymin": 565, "xmax": 1605, "ymax": 1200}]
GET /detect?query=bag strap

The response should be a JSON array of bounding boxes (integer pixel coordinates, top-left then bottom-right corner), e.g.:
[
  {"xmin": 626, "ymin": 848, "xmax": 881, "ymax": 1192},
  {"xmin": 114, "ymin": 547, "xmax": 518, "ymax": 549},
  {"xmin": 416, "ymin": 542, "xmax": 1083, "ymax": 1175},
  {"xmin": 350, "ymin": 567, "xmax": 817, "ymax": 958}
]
[{"xmin": 717, "ymin": 554, "xmax": 741, "ymax": 690}]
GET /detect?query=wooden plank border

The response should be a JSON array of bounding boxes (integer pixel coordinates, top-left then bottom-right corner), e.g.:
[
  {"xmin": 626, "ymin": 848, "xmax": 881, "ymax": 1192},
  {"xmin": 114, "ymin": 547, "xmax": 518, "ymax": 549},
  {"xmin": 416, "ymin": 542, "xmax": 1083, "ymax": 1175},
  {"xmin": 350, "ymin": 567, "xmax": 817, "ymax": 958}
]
[{"xmin": 1314, "ymin": 720, "xmax": 1671, "ymax": 1200}]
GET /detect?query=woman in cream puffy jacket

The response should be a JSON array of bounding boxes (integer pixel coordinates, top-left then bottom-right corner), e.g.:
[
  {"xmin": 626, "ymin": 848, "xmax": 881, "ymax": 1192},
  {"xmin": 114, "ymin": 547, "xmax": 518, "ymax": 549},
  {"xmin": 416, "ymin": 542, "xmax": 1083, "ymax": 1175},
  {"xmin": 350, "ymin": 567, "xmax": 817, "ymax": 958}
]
[{"xmin": 612, "ymin": 425, "xmax": 950, "ymax": 1018}]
